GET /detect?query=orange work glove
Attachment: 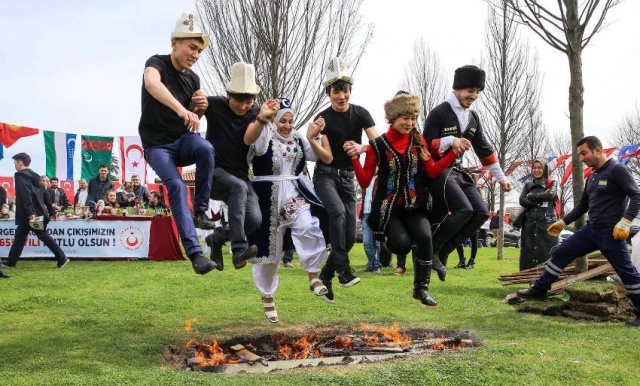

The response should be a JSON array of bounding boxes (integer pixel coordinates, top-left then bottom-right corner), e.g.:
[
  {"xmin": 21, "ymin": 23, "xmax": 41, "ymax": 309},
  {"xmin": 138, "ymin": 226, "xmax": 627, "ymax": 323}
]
[
  {"xmin": 613, "ymin": 218, "xmax": 632, "ymax": 240},
  {"xmin": 547, "ymin": 220, "xmax": 565, "ymax": 237}
]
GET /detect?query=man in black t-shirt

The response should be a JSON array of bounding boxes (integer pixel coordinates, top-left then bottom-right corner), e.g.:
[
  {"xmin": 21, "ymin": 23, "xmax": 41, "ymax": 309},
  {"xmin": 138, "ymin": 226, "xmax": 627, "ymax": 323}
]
[
  {"xmin": 203, "ymin": 62, "xmax": 280, "ymax": 271},
  {"xmin": 312, "ymin": 58, "xmax": 378, "ymax": 301},
  {"xmin": 138, "ymin": 11, "xmax": 217, "ymax": 275}
]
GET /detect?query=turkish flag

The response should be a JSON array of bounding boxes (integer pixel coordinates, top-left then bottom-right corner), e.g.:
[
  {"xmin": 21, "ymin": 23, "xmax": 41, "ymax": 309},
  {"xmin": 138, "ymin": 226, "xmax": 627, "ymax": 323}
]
[
  {"xmin": 0, "ymin": 123, "xmax": 39, "ymax": 148},
  {"xmin": 0, "ymin": 176, "xmax": 15, "ymax": 200},
  {"xmin": 120, "ymin": 136, "xmax": 147, "ymax": 183},
  {"xmin": 60, "ymin": 180, "xmax": 76, "ymax": 204}
]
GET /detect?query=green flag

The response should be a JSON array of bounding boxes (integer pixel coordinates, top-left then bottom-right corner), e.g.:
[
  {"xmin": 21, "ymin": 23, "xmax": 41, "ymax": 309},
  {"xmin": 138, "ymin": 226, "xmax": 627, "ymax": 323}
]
[{"xmin": 81, "ymin": 135, "xmax": 114, "ymax": 181}]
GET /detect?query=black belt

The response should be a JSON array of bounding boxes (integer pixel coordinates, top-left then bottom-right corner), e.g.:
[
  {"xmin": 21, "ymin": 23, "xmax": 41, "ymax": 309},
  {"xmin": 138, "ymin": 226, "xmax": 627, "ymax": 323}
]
[{"xmin": 316, "ymin": 164, "xmax": 354, "ymax": 178}]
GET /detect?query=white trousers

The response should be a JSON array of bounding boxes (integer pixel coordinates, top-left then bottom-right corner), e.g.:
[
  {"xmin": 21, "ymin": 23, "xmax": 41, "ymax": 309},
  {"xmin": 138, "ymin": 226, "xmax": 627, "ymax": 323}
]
[{"xmin": 252, "ymin": 209, "xmax": 327, "ymax": 298}]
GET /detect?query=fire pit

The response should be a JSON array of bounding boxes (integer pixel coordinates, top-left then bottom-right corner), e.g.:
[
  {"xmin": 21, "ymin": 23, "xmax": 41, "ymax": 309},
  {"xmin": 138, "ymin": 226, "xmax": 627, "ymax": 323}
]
[{"xmin": 164, "ymin": 321, "xmax": 480, "ymax": 374}]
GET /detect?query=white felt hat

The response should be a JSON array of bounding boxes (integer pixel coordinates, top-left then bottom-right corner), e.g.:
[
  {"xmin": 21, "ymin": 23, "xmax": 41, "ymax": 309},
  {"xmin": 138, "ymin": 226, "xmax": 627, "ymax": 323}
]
[
  {"xmin": 171, "ymin": 11, "xmax": 210, "ymax": 49},
  {"xmin": 226, "ymin": 62, "xmax": 261, "ymax": 95},
  {"xmin": 323, "ymin": 57, "xmax": 353, "ymax": 88}
]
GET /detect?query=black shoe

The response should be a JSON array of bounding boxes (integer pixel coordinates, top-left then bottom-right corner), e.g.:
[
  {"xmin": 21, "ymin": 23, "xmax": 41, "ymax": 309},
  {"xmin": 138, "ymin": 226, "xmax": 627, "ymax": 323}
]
[
  {"xmin": 232, "ymin": 245, "xmax": 258, "ymax": 269},
  {"xmin": 319, "ymin": 274, "xmax": 335, "ymax": 303},
  {"xmin": 193, "ymin": 212, "xmax": 215, "ymax": 230},
  {"xmin": 413, "ymin": 288, "xmax": 438, "ymax": 306},
  {"xmin": 338, "ymin": 269, "xmax": 361, "ymax": 287},
  {"xmin": 0, "ymin": 268, "xmax": 11, "ymax": 278},
  {"xmin": 516, "ymin": 286, "xmax": 548, "ymax": 300},
  {"xmin": 3, "ymin": 263, "xmax": 16, "ymax": 268},
  {"xmin": 454, "ymin": 261, "xmax": 466, "ymax": 269},
  {"xmin": 625, "ymin": 318, "xmax": 640, "ymax": 327},
  {"xmin": 57, "ymin": 258, "xmax": 70, "ymax": 269},
  {"xmin": 204, "ymin": 231, "xmax": 224, "ymax": 271},
  {"xmin": 190, "ymin": 253, "xmax": 217, "ymax": 275},
  {"xmin": 465, "ymin": 260, "xmax": 475, "ymax": 269}
]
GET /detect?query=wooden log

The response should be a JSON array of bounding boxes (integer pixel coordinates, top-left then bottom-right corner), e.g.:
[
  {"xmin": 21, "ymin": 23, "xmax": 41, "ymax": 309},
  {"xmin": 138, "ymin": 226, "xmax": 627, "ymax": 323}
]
[{"xmin": 230, "ymin": 344, "xmax": 269, "ymax": 366}]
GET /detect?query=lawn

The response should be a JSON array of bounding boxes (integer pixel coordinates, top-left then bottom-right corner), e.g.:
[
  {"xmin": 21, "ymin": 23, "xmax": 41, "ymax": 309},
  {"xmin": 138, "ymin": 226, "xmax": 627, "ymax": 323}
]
[{"xmin": 1, "ymin": 245, "xmax": 639, "ymax": 385}]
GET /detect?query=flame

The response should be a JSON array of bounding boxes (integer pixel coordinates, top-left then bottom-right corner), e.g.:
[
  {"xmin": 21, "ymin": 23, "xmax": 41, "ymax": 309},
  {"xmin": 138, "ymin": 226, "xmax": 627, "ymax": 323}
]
[
  {"xmin": 184, "ymin": 318, "xmax": 198, "ymax": 332},
  {"xmin": 185, "ymin": 338, "xmax": 243, "ymax": 366},
  {"xmin": 333, "ymin": 335, "xmax": 353, "ymax": 349},
  {"xmin": 274, "ymin": 333, "xmax": 324, "ymax": 359},
  {"xmin": 359, "ymin": 322, "xmax": 411, "ymax": 347}
]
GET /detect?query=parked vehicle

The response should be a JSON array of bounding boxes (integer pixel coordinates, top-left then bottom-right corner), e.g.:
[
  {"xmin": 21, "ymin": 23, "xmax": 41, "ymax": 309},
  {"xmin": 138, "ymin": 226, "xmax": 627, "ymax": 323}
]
[{"xmin": 477, "ymin": 220, "xmax": 521, "ymax": 248}]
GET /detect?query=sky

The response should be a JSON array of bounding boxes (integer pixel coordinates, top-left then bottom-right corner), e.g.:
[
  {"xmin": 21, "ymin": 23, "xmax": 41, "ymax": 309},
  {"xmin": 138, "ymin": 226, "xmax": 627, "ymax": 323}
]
[{"xmin": 1, "ymin": 0, "xmax": 639, "ymax": 181}]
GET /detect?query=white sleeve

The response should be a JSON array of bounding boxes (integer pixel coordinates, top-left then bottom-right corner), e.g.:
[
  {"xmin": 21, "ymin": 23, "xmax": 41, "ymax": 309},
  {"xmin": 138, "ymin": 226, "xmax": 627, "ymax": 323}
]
[
  {"xmin": 486, "ymin": 161, "xmax": 507, "ymax": 182},
  {"xmin": 438, "ymin": 135, "xmax": 455, "ymax": 154},
  {"xmin": 252, "ymin": 122, "xmax": 275, "ymax": 156},
  {"xmin": 298, "ymin": 134, "xmax": 318, "ymax": 162}
]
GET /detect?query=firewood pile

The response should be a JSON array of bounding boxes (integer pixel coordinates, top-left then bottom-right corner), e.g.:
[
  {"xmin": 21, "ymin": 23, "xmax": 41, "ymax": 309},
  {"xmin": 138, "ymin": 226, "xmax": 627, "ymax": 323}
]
[{"xmin": 499, "ymin": 254, "xmax": 614, "ymax": 294}]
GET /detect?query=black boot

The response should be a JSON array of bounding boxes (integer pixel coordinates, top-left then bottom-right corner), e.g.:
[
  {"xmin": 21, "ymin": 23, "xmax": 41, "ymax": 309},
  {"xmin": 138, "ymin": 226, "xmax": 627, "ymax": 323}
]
[
  {"xmin": 465, "ymin": 258, "xmax": 475, "ymax": 269},
  {"xmin": 431, "ymin": 251, "xmax": 447, "ymax": 282},
  {"xmin": 455, "ymin": 255, "xmax": 466, "ymax": 269},
  {"xmin": 413, "ymin": 260, "xmax": 437, "ymax": 306}
]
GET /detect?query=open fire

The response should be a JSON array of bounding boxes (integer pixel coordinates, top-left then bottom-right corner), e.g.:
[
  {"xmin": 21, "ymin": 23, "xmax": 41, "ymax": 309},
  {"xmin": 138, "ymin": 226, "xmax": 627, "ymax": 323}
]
[{"xmin": 171, "ymin": 320, "xmax": 478, "ymax": 374}]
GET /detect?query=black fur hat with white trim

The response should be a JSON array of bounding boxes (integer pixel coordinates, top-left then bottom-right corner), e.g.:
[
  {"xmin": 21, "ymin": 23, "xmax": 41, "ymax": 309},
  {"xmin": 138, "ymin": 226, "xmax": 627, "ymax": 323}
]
[{"xmin": 453, "ymin": 65, "xmax": 485, "ymax": 91}]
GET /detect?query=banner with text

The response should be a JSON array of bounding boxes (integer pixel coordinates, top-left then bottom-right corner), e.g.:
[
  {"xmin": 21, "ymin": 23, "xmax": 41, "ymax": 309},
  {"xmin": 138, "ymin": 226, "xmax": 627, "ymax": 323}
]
[{"xmin": 0, "ymin": 220, "xmax": 150, "ymax": 259}]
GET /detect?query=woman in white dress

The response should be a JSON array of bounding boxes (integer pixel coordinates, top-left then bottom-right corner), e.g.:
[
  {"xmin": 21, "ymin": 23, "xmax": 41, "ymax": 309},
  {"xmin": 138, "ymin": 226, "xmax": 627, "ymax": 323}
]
[{"xmin": 246, "ymin": 99, "xmax": 333, "ymax": 323}]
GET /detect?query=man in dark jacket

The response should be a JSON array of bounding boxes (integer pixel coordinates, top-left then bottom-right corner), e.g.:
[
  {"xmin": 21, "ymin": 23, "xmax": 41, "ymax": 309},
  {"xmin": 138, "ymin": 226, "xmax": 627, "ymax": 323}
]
[
  {"xmin": 47, "ymin": 177, "xmax": 71, "ymax": 212},
  {"xmin": 423, "ymin": 65, "xmax": 512, "ymax": 281},
  {"xmin": 517, "ymin": 136, "xmax": 640, "ymax": 327},
  {"xmin": 87, "ymin": 164, "xmax": 113, "ymax": 206},
  {"xmin": 4, "ymin": 153, "xmax": 69, "ymax": 269}
]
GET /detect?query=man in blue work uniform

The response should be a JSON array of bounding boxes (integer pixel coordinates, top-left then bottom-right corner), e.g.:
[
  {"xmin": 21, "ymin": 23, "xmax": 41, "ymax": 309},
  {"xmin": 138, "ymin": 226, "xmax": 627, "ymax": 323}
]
[{"xmin": 517, "ymin": 136, "xmax": 640, "ymax": 327}]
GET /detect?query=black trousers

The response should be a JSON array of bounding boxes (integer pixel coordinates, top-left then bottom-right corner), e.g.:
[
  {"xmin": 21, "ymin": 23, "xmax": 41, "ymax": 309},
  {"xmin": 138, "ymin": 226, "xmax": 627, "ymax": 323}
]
[
  {"xmin": 6, "ymin": 223, "xmax": 66, "ymax": 265},
  {"xmin": 384, "ymin": 207, "xmax": 433, "ymax": 264},
  {"xmin": 430, "ymin": 170, "xmax": 489, "ymax": 255}
]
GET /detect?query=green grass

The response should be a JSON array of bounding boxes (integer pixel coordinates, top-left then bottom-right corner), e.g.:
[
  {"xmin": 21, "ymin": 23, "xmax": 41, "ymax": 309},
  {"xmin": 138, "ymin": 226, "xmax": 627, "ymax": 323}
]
[{"xmin": 1, "ymin": 246, "xmax": 639, "ymax": 385}]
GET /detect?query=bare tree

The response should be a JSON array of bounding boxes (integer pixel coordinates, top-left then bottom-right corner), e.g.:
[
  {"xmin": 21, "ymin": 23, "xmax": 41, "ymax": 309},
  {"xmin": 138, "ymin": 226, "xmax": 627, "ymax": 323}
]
[
  {"xmin": 400, "ymin": 38, "xmax": 448, "ymax": 129},
  {"xmin": 476, "ymin": 3, "xmax": 539, "ymax": 260},
  {"xmin": 611, "ymin": 105, "xmax": 640, "ymax": 180},
  {"xmin": 195, "ymin": 0, "xmax": 373, "ymax": 128},
  {"xmin": 489, "ymin": 0, "xmax": 624, "ymax": 272}
]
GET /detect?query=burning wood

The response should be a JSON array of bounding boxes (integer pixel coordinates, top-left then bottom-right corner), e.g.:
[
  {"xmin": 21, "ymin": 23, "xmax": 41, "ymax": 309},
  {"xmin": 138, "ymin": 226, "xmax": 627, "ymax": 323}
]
[{"xmin": 179, "ymin": 322, "xmax": 478, "ymax": 373}]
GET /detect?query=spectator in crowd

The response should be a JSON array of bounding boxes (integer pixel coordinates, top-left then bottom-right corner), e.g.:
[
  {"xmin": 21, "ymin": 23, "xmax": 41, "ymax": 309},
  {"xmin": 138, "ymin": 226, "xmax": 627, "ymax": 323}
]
[
  {"xmin": 282, "ymin": 249, "xmax": 295, "ymax": 268},
  {"xmin": 87, "ymin": 164, "xmax": 114, "ymax": 207},
  {"xmin": 74, "ymin": 179, "xmax": 89, "ymax": 207},
  {"xmin": 48, "ymin": 177, "xmax": 70, "ymax": 212},
  {"xmin": 490, "ymin": 210, "xmax": 500, "ymax": 246},
  {"xmin": 0, "ymin": 185, "xmax": 6, "ymax": 207},
  {"xmin": 362, "ymin": 175, "xmax": 382, "ymax": 274},
  {"xmin": 517, "ymin": 158, "xmax": 559, "ymax": 270},
  {"xmin": 4, "ymin": 153, "xmax": 68, "ymax": 269},
  {"xmin": 131, "ymin": 174, "xmax": 150, "ymax": 204},
  {"xmin": 147, "ymin": 191, "xmax": 166, "ymax": 210},
  {"xmin": 117, "ymin": 182, "xmax": 137, "ymax": 207},
  {"xmin": 40, "ymin": 175, "xmax": 50, "ymax": 189},
  {"xmin": 138, "ymin": 11, "xmax": 217, "ymax": 275},
  {"xmin": 104, "ymin": 190, "xmax": 120, "ymax": 209}
]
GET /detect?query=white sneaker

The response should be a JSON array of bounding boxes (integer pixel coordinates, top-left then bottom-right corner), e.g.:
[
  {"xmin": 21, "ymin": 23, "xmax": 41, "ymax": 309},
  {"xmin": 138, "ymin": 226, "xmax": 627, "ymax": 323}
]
[{"xmin": 283, "ymin": 262, "xmax": 295, "ymax": 268}]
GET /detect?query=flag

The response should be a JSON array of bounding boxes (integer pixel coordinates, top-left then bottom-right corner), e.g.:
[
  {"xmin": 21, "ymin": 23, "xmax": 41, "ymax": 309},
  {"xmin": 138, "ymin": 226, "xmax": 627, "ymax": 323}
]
[
  {"xmin": 0, "ymin": 122, "xmax": 39, "ymax": 147},
  {"xmin": 561, "ymin": 148, "xmax": 617, "ymax": 187},
  {"xmin": 80, "ymin": 135, "xmax": 114, "ymax": 181},
  {"xmin": 504, "ymin": 161, "xmax": 522, "ymax": 176},
  {"xmin": 119, "ymin": 136, "xmax": 147, "ymax": 183},
  {"xmin": 44, "ymin": 131, "xmax": 76, "ymax": 180},
  {"xmin": 0, "ymin": 144, "xmax": 3, "ymax": 160},
  {"xmin": 618, "ymin": 144, "xmax": 640, "ymax": 165},
  {"xmin": 0, "ymin": 176, "xmax": 15, "ymax": 199},
  {"xmin": 60, "ymin": 180, "xmax": 76, "ymax": 204}
]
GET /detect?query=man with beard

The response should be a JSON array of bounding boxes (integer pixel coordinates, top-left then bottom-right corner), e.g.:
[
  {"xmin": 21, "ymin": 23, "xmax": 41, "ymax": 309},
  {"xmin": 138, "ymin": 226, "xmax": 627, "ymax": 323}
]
[{"xmin": 517, "ymin": 136, "xmax": 640, "ymax": 327}]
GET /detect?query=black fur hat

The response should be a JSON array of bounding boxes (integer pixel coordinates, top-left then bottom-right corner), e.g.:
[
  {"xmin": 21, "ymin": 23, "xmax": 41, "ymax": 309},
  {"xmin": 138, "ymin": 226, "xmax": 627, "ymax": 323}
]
[{"xmin": 453, "ymin": 65, "xmax": 485, "ymax": 91}]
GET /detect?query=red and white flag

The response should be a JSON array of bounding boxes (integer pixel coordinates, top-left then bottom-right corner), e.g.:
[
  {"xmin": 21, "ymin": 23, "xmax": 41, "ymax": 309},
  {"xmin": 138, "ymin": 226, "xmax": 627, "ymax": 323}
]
[
  {"xmin": 60, "ymin": 180, "xmax": 76, "ymax": 204},
  {"xmin": 0, "ymin": 176, "xmax": 15, "ymax": 200},
  {"xmin": 119, "ymin": 136, "xmax": 147, "ymax": 183}
]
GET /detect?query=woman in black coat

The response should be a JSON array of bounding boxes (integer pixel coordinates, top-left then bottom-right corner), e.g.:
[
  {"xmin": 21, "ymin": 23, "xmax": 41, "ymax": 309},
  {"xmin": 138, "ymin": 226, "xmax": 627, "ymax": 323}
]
[{"xmin": 518, "ymin": 158, "xmax": 559, "ymax": 270}]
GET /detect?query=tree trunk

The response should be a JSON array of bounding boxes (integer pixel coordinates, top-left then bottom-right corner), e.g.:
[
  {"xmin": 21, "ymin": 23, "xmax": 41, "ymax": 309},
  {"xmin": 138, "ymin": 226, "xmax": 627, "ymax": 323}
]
[
  {"xmin": 497, "ymin": 189, "xmax": 505, "ymax": 260},
  {"xmin": 566, "ymin": 3, "xmax": 587, "ymax": 273}
]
